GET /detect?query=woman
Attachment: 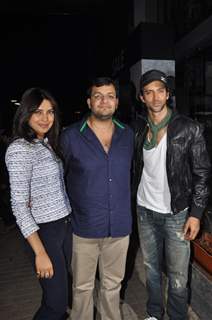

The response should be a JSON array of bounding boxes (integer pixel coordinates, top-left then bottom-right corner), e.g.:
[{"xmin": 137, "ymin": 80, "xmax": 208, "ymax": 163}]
[{"xmin": 6, "ymin": 88, "xmax": 72, "ymax": 320}]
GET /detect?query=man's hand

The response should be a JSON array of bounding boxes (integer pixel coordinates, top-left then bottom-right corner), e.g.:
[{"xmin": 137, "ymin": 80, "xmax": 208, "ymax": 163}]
[{"xmin": 183, "ymin": 217, "xmax": 200, "ymax": 241}]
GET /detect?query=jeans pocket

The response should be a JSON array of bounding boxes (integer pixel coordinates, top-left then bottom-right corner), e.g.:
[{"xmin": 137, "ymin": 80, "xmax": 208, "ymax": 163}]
[
  {"xmin": 137, "ymin": 205, "xmax": 149, "ymax": 223},
  {"xmin": 174, "ymin": 208, "xmax": 189, "ymax": 225}
]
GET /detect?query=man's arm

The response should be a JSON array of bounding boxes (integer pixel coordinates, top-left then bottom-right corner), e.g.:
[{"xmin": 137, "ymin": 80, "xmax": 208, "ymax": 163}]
[
  {"xmin": 185, "ymin": 123, "xmax": 211, "ymax": 240},
  {"xmin": 190, "ymin": 123, "xmax": 211, "ymax": 219}
]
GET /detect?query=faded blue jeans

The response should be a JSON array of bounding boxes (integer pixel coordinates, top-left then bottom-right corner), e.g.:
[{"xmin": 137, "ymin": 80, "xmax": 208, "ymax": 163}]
[{"xmin": 137, "ymin": 206, "xmax": 190, "ymax": 320}]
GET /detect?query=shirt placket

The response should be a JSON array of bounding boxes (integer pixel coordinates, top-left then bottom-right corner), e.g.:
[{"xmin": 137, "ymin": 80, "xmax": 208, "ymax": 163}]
[{"xmin": 107, "ymin": 151, "xmax": 114, "ymax": 236}]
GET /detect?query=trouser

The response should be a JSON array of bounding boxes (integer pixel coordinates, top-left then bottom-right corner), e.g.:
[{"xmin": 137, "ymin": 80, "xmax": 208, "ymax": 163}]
[
  {"xmin": 137, "ymin": 206, "xmax": 190, "ymax": 320},
  {"xmin": 71, "ymin": 234, "xmax": 129, "ymax": 320},
  {"xmin": 32, "ymin": 215, "xmax": 72, "ymax": 320}
]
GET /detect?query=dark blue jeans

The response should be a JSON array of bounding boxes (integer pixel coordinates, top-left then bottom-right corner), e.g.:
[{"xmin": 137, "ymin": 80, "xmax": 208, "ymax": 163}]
[
  {"xmin": 33, "ymin": 216, "xmax": 72, "ymax": 320},
  {"xmin": 137, "ymin": 206, "xmax": 190, "ymax": 320}
]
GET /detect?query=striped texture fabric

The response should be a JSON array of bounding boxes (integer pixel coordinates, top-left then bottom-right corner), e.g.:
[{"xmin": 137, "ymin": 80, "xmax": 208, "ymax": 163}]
[{"xmin": 6, "ymin": 138, "xmax": 71, "ymax": 238}]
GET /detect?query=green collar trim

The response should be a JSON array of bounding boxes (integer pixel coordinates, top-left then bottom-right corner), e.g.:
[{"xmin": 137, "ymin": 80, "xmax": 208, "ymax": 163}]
[
  {"xmin": 79, "ymin": 120, "xmax": 87, "ymax": 133},
  {"xmin": 112, "ymin": 118, "xmax": 125, "ymax": 129},
  {"xmin": 79, "ymin": 117, "xmax": 125, "ymax": 133}
]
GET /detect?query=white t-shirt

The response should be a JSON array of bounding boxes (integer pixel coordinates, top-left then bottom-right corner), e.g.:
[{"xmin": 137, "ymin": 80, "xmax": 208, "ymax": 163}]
[{"xmin": 137, "ymin": 132, "xmax": 171, "ymax": 213}]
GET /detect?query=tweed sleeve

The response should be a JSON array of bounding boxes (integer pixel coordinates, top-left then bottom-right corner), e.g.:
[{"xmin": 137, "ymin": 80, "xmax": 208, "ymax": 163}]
[{"xmin": 5, "ymin": 141, "xmax": 39, "ymax": 238}]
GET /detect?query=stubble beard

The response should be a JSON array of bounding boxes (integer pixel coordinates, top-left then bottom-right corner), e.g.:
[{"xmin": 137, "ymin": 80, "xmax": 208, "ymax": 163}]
[
  {"xmin": 148, "ymin": 102, "xmax": 167, "ymax": 114},
  {"xmin": 91, "ymin": 110, "xmax": 115, "ymax": 121}
]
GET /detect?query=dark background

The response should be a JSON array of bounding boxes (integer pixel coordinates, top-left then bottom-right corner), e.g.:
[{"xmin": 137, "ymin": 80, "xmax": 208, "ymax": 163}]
[{"xmin": 0, "ymin": 0, "xmax": 129, "ymax": 127}]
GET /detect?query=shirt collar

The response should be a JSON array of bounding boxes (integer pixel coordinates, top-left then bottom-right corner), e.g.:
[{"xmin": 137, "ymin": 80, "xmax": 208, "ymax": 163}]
[
  {"xmin": 34, "ymin": 137, "xmax": 49, "ymax": 144},
  {"xmin": 79, "ymin": 116, "xmax": 125, "ymax": 133}
]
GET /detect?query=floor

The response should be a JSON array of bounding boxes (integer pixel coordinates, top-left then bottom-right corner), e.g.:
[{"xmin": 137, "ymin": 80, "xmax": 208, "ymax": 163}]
[{"xmin": 0, "ymin": 219, "xmax": 200, "ymax": 320}]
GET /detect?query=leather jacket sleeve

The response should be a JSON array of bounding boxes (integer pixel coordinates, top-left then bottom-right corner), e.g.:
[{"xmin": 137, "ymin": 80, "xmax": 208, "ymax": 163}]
[{"xmin": 188, "ymin": 123, "xmax": 211, "ymax": 219}]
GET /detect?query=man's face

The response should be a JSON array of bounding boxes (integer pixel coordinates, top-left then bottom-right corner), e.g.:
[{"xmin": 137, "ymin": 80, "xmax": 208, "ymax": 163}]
[
  {"xmin": 140, "ymin": 80, "xmax": 169, "ymax": 114},
  {"xmin": 87, "ymin": 84, "xmax": 118, "ymax": 120}
]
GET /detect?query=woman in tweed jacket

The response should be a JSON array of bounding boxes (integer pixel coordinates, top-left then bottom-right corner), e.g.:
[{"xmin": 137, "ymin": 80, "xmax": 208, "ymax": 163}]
[{"xmin": 6, "ymin": 88, "xmax": 72, "ymax": 320}]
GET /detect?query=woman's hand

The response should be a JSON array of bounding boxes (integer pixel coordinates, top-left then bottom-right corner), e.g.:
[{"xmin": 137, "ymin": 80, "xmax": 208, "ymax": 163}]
[
  {"xmin": 27, "ymin": 231, "xmax": 54, "ymax": 279},
  {"xmin": 35, "ymin": 251, "xmax": 54, "ymax": 279}
]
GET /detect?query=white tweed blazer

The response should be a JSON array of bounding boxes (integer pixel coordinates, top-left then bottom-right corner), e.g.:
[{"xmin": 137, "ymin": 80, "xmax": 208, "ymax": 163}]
[{"xmin": 6, "ymin": 138, "xmax": 71, "ymax": 238}]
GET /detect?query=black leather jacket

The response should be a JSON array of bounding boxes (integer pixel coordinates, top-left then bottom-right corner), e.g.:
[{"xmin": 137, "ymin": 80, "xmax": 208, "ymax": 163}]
[{"xmin": 133, "ymin": 111, "xmax": 211, "ymax": 219}]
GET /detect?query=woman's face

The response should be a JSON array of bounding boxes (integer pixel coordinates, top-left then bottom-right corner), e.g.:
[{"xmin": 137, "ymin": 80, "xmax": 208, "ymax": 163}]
[{"xmin": 28, "ymin": 99, "xmax": 55, "ymax": 139}]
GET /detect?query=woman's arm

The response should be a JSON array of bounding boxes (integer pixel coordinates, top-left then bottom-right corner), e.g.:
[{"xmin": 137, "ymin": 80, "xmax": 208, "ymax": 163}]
[
  {"xmin": 27, "ymin": 231, "xmax": 54, "ymax": 278},
  {"xmin": 5, "ymin": 141, "xmax": 39, "ymax": 237},
  {"xmin": 6, "ymin": 141, "xmax": 54, "ymax": 278}
]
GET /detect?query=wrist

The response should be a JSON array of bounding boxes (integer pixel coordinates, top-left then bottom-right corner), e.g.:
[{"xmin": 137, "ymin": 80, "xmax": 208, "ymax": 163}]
[{"xmin": 35, "ymin": 248, "xmax": 46, "ymax": 256}]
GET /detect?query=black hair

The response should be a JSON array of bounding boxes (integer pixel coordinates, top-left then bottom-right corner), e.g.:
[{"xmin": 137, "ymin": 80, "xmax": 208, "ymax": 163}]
[
  {"xmin": 13, "ymin": 87, "xmax": 61, "ymax": 158},
  {"xmin": 140, "ymin": 82, "xmax": 169, "ymax": 96},
  {"xmin": 87, "ymin": 77, "xmax": 119, "ymax": 98}
]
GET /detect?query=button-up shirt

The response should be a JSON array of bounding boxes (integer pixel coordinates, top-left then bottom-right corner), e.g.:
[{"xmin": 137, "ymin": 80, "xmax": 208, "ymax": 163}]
[{"xmin": 60, "ymin": 118, "xmax": 134, "ymax": 238}]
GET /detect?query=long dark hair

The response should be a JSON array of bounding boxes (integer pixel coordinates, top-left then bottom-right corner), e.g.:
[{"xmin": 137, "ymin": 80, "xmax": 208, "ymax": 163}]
[{"xmin": 13, "ymin": 87, "xmax": 61, "ymax": 157}]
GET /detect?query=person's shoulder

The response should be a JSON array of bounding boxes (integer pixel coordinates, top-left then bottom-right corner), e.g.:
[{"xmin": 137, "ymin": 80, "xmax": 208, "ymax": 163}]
[
  {"xmin": 170, "ymin": 112, "xmax": 205, "ymax": 141},
  {"xmin": 7, "ymin": 138, "xmax": 32, "ymax": 152},
  {"xmin": 6, "ymin": 138, "xmax": 33, "ymax": 162},
  {"xmin": 123, "ymin": 123, "xmax": 134, "ymax": 136},
  {"xmin": 113, "ymin": 118, "xmax": 133, "ymax": 136},
  {"xmin": 172, "ymin": 113, "xmax": 201, "ymax": 129},
  {"xmin": 61, "ymin": 120, "xmax": 83, "ymax": 137}
]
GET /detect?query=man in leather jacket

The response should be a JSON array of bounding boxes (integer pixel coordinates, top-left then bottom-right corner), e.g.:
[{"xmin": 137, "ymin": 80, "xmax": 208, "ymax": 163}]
[{"xmin": 133, "ymin": 69, "xmax": 211, "ymax": 320}]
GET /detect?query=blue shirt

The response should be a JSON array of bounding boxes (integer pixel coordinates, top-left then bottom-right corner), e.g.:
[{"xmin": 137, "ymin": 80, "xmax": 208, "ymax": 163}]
[{"xmin": 60, "ymin": 118, "xmax": 134, "ymax": 238}]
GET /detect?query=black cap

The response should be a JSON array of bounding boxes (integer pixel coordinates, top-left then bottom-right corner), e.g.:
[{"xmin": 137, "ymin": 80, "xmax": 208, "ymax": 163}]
[{"xmin": 140, "ymin": 69, "xmax": 168, "ymax": 92}]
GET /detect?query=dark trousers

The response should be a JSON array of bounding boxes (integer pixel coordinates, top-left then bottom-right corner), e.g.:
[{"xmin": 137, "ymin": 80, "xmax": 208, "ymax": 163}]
[{"xmin": 33, "ymin": 216, "xmax": 72, "ymax": 320}]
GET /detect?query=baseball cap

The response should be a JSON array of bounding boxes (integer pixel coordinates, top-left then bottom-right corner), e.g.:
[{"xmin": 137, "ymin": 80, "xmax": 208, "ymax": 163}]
[{"xmin": 140, "ymin": 69, "xmax": 168, "ymax": 91}]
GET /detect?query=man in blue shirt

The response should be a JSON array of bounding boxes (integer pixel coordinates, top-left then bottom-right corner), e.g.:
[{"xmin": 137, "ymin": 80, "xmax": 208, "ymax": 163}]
[{"xmin": 60, "ymin": 77, "xmax": 134, "ymax": 320}]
